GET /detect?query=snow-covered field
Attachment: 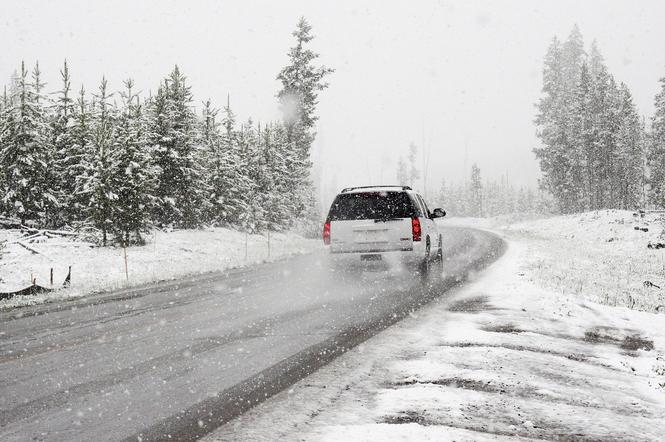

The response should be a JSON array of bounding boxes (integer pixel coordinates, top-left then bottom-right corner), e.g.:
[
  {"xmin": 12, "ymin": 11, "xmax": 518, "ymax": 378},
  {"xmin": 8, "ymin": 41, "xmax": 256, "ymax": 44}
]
[
  {"xmin": 0, "ymin": 228, "xmax": 319, "ymax": 309},
  {"xmin": 206, "ymin": 211, "xmax": 665, "ymax": 441},
  {"xmin": 449, "ymin": 210, "xmax": 665, "ymax": 312}
]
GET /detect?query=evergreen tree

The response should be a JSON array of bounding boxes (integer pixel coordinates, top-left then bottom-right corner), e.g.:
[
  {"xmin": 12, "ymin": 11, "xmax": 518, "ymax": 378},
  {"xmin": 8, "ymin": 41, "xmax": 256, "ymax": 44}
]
[
  {"xmin": 199, "ymin": 99, "xmax": 220, "ymax": 224},
  {"xmin": 77, "ymin": 78, "xmax": 117, "ymax": 245},
  {"xmin": 51, "ymin": 60, "xmax": 79, "ymax": 224},
  {"xmin": 277, "ymin": 17, "xmax": 334, "ymax": 146},
  {"xmin": 407, "ymin": 143, "xmax": 420, "ymax": 186},
  {"xmin": 0, "ymin": 86, "xmax": 9, "ymax": 216},
  {"xmin": 649, "ymin": 77, "xmax": 665, "ymax": 207},
  {"xmin": 148, "ymin": 66, "xmax": 209, "ymax": 228},
  {"xmin": 260, "ymin": 123, "xmax": 292, "ymax": 230},
  {"xmin": 68, "ymin": 86, "xmax": 92, "ymax": 221},
  {"xmin": 534, "ymin": 36, "xmax": 573, "ymax": 212},
  {"xmin": 470, "ymin": 164, "xmax": 483, "ymax": 217},
  {"xmin": 396, "ymin": 157, "xmax": 409, "ymax": 185},
  {"xmin": 437, "ymin": 178, "xmax": 447, "ymax": 209},
  {"xmin": 276, "ymin": 17, "xmax": 333, "ymax": 228},
  {"xmin": 212, "ymin": 98, "xmax": 251, "ymax": 227},
  {"xmin": 615, "ymin": 84, "xmax": 643, "ymax": 209},
  {"xmin": 110, "ymin": 79, "xmax": 156, "ymax": 245},
  {"xmin": 590, "ymin": 62, "xmax": 620, "ymax": 208},
  {"xmin": 561, "ymin": 25, "xmax": 586, "ymax": 94},
  {"xmin": 0, "ymin": 61, "xmax": 53, "ymax": 225},
  {"xmin": 570, "ymin": 61, "xmax": 594, "ymax": 211}
]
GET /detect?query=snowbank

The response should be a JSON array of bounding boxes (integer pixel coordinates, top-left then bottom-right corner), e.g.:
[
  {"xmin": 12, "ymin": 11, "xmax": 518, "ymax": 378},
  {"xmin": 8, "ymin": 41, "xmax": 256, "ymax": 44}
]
[
  {"xmin": 0, "ymin": 228, "xmax": 319, "ymax": 309},
  {"xmin": 447, "ymin": 210, "xmax": 665, "ymax": 312},
  {"xmin": 506, "ymin": 210, "xmax": 665, "ymax": 312}
]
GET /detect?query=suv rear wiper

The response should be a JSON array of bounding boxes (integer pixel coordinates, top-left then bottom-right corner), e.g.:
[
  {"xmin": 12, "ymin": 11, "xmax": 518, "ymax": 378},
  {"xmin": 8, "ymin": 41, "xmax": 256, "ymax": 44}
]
[{"xmin": 374, "ymin": 217, "xmax": 402, "ymax": 223}]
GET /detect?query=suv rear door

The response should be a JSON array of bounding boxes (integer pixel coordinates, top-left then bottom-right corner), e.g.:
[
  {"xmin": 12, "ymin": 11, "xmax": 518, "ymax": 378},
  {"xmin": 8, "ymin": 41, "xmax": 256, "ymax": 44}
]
[
  {"xmin": 327, "ymin": 191, "xmax": 417, "ymax": 253},
  {"xmin": 415, "ymin": 193, "xmax": 437, "ymax": 248}
]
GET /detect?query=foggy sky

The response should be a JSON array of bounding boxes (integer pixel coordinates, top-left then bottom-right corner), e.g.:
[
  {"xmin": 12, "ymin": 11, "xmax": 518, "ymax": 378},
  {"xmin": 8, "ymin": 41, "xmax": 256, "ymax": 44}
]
[{"xmin": 3, "ymin": 0, "xmax": 665, "ymax": 202}]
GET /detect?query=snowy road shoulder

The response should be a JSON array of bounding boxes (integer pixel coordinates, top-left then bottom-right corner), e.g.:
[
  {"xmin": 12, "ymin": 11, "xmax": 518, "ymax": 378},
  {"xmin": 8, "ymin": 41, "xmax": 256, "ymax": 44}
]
[
  {"xmin": 0, "ymin": 228, "xmax": 319, "ymax": 310},
  {"xmin": 206, "ymin": 231, "xmax": 665, "ymax": 441}
]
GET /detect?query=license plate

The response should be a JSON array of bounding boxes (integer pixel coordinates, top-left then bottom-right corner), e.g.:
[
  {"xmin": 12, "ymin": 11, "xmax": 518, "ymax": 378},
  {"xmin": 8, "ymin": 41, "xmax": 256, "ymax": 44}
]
[{"xmin": 361, "ymin": 254, "xmax": 382, "ymax": 261}]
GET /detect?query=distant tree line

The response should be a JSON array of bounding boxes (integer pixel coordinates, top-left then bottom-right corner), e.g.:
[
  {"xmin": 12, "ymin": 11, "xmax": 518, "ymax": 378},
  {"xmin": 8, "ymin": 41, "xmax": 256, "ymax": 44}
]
[
  {"xmin": 0, "ymin": 18, "xmax": 332, "ymax": 245},
  {"xmin": 436, "ymin": 163, "xmax": 549, "ymax": 218},
  {"xmin": 534, "ymin": 25, "xmax": 665, "ymax": 214}
]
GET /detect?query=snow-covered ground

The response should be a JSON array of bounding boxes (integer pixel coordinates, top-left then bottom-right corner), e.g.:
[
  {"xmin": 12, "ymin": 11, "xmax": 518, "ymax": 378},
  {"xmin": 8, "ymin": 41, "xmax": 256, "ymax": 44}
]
[
  {"xmin": 0, "ymin": 228, "xmax": 319, "ymax": 309},
  {"xmin": 206, "ymin": 211, "xmax": 665, "ymax": 441},
  {"xmin": 449, "ymin": 210, "xmax": 665, "ymax": 312}
]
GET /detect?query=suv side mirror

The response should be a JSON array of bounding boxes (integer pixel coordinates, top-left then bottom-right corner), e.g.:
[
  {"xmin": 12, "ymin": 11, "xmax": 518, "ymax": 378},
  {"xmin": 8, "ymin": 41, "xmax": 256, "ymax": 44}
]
[{"xmin": 432, "ymin": 208, "xmax": 446, "ymax": 218}]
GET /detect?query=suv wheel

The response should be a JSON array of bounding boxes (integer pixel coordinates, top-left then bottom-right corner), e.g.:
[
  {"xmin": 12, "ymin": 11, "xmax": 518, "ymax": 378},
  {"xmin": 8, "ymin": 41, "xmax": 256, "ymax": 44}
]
[{"xmin": 419, "ymin": 240, "xmax": 431, "ymax": 275}]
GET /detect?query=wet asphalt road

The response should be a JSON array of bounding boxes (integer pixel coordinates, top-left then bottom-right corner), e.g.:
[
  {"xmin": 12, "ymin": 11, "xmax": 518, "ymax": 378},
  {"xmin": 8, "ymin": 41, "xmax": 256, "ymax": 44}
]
[{"xmin": 0, "ymin": 227, "xmax": 504, "ymax": 441}]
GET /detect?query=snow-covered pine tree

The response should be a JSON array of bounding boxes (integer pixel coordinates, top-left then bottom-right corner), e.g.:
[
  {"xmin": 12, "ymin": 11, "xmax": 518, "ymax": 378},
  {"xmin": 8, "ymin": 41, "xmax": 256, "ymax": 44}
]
[
  {"xmin": 516, "ymin": 186, "xmax": 528, "ymax": 214},
  {"xmin": 211, "ymin": 98, "xmax": 251, "ymax": 227},
  {"xmin": 0, "ymin": 61, "xmax": 54, "ymax": 226},
  {"xmin": 148, "ymin": 66, "xmax": 209, "ymax": 228},
  {"xmin": 396, "ymin": 157, "xmax": 409, "ymax": 185},
  {"xmin": 281, "ymin": 119, "xmax": 314, "ymax": 227},
  {"xmin": 590, "ymin": 61, "xmax": 620, "ymax": 209},
  {"xmin": 407, "ymin": 143, "xmax": 420, "ymax": 186},
  {"xmin": 561, "ymin": 25, "xmax": 586, "ymax": 96},
  {"xmin": 68, "ymin": 86, "xmax": 92, "ymax": 221},
  {"xmin": 614, "ymin": 83, "xmax": 644, "ymax": 209},
  {"xmin": 77, "ymin": 78, "xmax": 117, "ymax": 245},
  {"xmin": 535, "ymin": 27, "xmax": 589, "ymax": 214},
  {"xmin": 276, "ymin": 17, "xmax": 333, "ymax": 228},
  {"xmin": 649, "ymin": 76, "xmax": 665, "ymax": 208},
  {"xmin": 570, "ymin": 61, "xmax": 594, "ymax": 211},
  {"xmin": 259, "ymin": 123, "xmax": 292, "ymax": 230},
  {"xmin": 110, "ymin": 79, "xmax": 156, "ymax": 245},
  {"xmin": 0, "ymin": 86, "xmax": 9, "ymax": 217},
  {"xmin": 235, "ymin": 119, "xmax": 263, "ymax": 233},
  {"xmin": 470, "ymin": 164, "xmax": 483, "ymax": 217},
  {"xmin": 534, "ymin": 37, "xmax": 571, "ymax": 212},
  {"xmin": 51, "ymin": 60, "xmax": 79, "ymax": 225},
  {"xmin": 277, "ymin": 17, "xmax": 333, "ymax": 150},
  {"xmin": 437, "ymin": 179, "xmax": 447, "ymax": 209},
  {"xmin": 251, "ymin": 123, "xmax": 272, "ymax": 233},
  {"xmin": 1, "ymin": 85, "xmax": 7, "ymax": 109},
  {"xmin": 199, "ymin": 99, "xmax": 220, "ymax": 224}
]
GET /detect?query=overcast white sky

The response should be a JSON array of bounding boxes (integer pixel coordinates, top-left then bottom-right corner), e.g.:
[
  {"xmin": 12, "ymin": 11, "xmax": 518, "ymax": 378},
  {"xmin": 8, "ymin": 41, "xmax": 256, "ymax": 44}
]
[{"xmin": 3, "ymin": 0, "xmax": 665, "ymax": 201}]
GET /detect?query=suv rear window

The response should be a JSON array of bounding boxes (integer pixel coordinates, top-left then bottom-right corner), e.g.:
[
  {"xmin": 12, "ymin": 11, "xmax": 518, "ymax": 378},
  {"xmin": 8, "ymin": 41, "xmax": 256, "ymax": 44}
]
[{"xmin": 328, "ymin": 191, "xmax": 417, "ymax": 221}]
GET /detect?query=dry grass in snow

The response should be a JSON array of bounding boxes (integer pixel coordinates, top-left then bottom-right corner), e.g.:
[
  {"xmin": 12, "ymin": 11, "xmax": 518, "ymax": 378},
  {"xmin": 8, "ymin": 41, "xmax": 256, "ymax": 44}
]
[{"xmin": 449, "ymin": 210, "xmax": 665, "ymax": 313}]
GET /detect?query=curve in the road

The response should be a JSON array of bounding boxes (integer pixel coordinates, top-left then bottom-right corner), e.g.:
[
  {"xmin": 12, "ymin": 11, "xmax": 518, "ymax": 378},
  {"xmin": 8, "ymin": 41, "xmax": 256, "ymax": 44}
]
[
  {"xmin": 0, "ymin": 227, "xmax": 505, "ymax": 442},
  {"xmin": 127, "ymin": 228, "xmax": 505, "ymax": 441}
]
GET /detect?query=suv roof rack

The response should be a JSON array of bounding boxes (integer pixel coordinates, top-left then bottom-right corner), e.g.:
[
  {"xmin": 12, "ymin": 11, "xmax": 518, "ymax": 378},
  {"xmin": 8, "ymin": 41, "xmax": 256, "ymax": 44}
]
[{"xmin": 341, "ymin": 185, "xmax": 412, "ymax": 193}]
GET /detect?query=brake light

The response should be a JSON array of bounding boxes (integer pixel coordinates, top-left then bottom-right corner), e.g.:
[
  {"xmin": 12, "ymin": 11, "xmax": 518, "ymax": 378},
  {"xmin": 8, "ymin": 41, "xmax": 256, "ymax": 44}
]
[
  {"xmin": 323, "ymin": 220, "xmax": 331, "ymax": 245},
  {"xmin": 411, "ymin": 217, "xmax": 421, "ymax": 242}
]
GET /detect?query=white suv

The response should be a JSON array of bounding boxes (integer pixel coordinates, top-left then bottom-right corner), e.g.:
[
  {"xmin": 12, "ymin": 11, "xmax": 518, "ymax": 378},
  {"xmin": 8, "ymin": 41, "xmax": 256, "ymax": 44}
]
[{"xmin": 323, "ymin": 185, "xmax": 446, "ymax": 273}]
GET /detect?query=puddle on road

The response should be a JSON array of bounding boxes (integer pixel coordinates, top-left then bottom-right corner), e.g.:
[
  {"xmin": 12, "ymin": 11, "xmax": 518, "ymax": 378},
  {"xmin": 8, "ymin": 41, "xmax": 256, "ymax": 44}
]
[
  {"xmin": 583, "ymin": 326, "xmax": 654, "ymax": 353},
  {"xmin": 482, "ymin": 323, "xmax": 524, "ymax": 334},
  {"xmin": 447, "ymin": 296, "xmax": 498, "ymax": 313}
]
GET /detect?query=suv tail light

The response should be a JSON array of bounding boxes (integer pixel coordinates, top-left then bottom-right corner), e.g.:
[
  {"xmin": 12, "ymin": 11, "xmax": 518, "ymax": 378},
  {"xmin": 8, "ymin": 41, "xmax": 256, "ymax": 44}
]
[
  {"xmin": 411, "ymin": 217, "xmax": 421, "ymax": 242},
  {"xmin": 323, "ymin": 220, "xmax": 331, "ymax": 245}
]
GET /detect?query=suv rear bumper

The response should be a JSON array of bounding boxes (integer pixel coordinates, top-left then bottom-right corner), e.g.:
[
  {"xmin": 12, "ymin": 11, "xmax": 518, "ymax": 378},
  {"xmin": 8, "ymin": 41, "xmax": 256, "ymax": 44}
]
[
  {"xmin": 326, "ymin": 242, "xmax": 426, "ymax": 267},
  {"xmin": 329, "ymin": 245, "xmax": 413, "ymax": 253}
]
